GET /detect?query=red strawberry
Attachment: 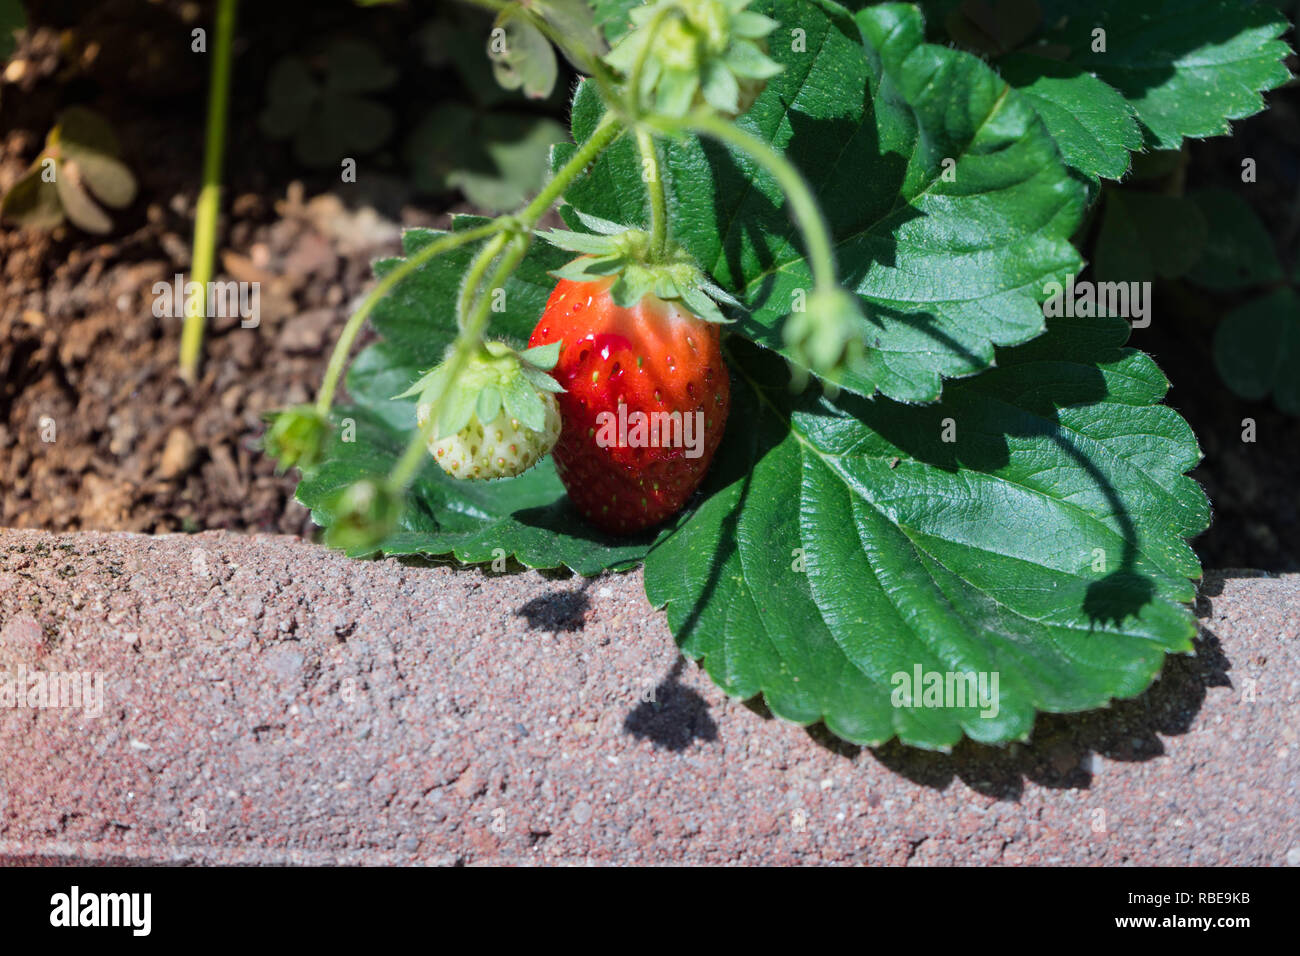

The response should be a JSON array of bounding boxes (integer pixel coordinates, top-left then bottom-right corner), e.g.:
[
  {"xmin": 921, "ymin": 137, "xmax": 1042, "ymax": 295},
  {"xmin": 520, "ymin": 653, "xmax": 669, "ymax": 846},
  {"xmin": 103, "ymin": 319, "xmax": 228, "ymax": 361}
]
[{"xmin": 528, "ymin": 275, "xmax": 730, "ymax": 534}]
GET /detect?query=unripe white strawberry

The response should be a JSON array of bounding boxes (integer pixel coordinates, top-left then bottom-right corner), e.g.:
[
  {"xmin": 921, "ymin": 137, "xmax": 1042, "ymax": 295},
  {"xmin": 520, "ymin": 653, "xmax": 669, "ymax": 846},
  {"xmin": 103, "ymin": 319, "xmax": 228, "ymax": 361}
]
[
  {"xmin": 397, "ymin": 339, "xmax": 566, "ymax": 481},
  {"xmin": 418, "ymin": 392, "xmax": 561, "ymax": 480}
]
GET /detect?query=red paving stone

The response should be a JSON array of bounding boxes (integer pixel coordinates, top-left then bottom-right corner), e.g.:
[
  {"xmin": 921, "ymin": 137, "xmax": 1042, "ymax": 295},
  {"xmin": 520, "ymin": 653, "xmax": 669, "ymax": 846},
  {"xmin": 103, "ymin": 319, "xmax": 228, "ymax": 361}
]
[{"xmin": 0, "ymin": 529, "xmax": 1296, "ymax": 865}]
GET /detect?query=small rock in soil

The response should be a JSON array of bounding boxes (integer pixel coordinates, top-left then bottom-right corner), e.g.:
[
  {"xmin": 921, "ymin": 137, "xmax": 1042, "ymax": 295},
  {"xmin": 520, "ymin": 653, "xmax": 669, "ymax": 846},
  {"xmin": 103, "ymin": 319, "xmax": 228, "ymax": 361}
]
[{"xmin": 158, "ymin": 428, "xmax": 198, "ymax": 480}]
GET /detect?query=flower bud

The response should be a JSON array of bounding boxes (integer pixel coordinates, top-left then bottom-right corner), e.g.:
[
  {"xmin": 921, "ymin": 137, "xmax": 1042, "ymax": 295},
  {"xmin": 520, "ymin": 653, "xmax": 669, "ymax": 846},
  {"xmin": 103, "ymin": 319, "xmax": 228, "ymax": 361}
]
[
  {"xmin": 263, "ymin": 405, "xmax": 330, "ymax": 474},
  {"xmin": 323, "ymin": 479, "xmax": 401, "ymax": 554},
  {"xmin": 783, "ymin": 287, "xmax": 870, "ymax": 384},
  {"xmin": 606, "ymin": 0, "xmax": 783, "ymax": 118}
]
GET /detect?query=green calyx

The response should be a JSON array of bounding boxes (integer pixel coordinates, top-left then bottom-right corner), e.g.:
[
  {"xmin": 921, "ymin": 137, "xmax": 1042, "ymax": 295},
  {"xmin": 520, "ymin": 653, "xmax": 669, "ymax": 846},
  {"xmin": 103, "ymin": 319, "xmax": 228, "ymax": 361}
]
[
  {"xmin": 607, "ymin": 0, "xmax": 783, "ymax": 118},
  {"xmin": 541, "ymin": 210, "xmax": 739, "ymax": 324},
  {"xmin": 395, "ymin": 339, "xmax": 564, "ymax": 441},
  {"xmin": 263, "ymin": 404, "xmax": 330, "ymax": 474}
]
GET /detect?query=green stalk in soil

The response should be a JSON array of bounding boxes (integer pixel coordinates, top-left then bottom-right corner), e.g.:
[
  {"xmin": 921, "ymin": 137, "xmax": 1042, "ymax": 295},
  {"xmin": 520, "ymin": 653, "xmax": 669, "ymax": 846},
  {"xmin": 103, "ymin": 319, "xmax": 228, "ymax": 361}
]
[{"xmin": 180, "ymin": 0, "xmax": 238, "ymax": 385}]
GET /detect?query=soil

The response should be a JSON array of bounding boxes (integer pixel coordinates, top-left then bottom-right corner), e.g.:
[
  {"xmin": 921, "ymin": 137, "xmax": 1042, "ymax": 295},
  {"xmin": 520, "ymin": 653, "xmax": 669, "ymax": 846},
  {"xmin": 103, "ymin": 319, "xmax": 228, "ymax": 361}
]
[
  {"xmin": 0, "ymin": 0, "xmax": 453, "ymax": 536},
  {"xmin": 1, "ymin": 2, "xmax": 1297, "ymax": 569}
]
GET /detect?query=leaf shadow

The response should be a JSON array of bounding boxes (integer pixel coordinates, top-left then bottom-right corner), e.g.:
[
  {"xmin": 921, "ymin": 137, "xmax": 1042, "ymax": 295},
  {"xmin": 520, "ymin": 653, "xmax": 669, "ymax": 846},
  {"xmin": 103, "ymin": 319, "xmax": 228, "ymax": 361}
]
[
  {"xmin": 515, "ymin": 578, "xmax": 593, "ymax": 632},
  {"xmin": 623, "ymin": 657, "xmax": 720, "ymax": 752},
  {"xmin": 800, "ymin": 577, "xmax": 1232, "ymax": 800}
]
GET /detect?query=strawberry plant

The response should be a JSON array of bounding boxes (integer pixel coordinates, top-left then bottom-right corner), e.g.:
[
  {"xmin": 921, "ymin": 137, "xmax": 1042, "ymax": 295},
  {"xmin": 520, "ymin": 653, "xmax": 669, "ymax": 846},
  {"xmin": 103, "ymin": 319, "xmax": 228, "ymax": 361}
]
[
  {"xmin": 271, "ymin": 0, "xmax": 1294, "ymax": 750},
  {"xmin": 0, "ymin": 106, "xmax": 138, "ymax": 235},
  {"xmin": 259, "ymin": 37, "xmax": 398, "ymax": 168}
]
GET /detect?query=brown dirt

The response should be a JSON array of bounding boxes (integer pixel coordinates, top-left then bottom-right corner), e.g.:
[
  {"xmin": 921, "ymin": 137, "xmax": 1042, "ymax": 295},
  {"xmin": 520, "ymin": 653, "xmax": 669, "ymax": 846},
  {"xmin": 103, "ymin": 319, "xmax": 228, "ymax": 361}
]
[
  {"xmin": 0, "ymin": 1, "xmax": 444, "ymax": 535},
  {"xmin": 0, "ymin": 180, "xmax": 410, "ymax": 535}
]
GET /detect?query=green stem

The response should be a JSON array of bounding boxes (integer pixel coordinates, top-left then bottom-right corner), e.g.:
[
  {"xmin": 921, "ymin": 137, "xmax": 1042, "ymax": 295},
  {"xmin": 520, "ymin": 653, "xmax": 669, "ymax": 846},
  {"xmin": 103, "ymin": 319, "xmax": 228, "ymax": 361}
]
[
  {"xmin": 650, "ymin": 111, "xmax": 840, "ymax": 292},
  {"xmin": 456, "ymin": 232, "xmax": 509, "ymax": 333},
  {"xmin": 521, "ymin": 111, "xmax": 622, "ymax": 227},
  {"xmin": 180, "ymin": 0, "xmax": 238, "ymax": 384},
  {"xmin": 314, "ymin": 222, "xmax": 498, "ymax": 415},
  {"xmin": 388, "ymin": 235, "xmax": 533, "ymax": 492},
  {"xmin": 637, "ymin": 127, "xmax": 668, "ymax": 261}
]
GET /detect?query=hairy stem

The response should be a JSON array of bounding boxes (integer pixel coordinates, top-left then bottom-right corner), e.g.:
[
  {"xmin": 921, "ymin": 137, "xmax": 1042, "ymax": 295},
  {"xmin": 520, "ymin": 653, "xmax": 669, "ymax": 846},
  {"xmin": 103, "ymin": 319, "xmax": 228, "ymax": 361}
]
[
  {"xmin": 314, "ymin": 112, "xmax": 622, "ymax": 417},
  {"xmin": 179, "ymin": 0, "xmax": 237, "ymax": 384},
  {"xmin": 521, "ymin": 112, "xmax": 622, "ymax": 227},
  {"xmin": 650, "ymin": 111, "xmax": 840, "ymax": 292},
  {"xmin": 314, "ymin": 222, "xmax": 498, "ymax": 415},
  {"xmin": 637, "ymin": 128, "xmax": 669, "ymax": 260},
  {"xmin": 455, "ymin": 231, "xmax": 510, "ymax": 334}
]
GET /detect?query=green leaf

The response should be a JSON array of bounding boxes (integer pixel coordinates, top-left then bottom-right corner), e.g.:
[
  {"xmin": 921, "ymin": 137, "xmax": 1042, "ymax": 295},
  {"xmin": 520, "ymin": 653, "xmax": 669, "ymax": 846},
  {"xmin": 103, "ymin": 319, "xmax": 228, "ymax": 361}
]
[
  {"xmin": 1093, "ymin": 189, "xmax": 1207, "ymax": 283},
  {"xmin": 997, "ymin": 52, "xmax": 1143, "ymax": 181},
  {"xmin": 1035, "ymin": 0, "xmax": 1293, "ymax": 151},
  {"xmin": 646, "ymin": 317, "xmax": 1207, "ymax": 749},
  {"xmin": 295, "ymin": 404, "xmax": 664, "ymax": 573},
  {"xmin": 406, "ymin": 105, "xmax": 566, "ymax": 212},
  {"xmin": 1184, "ymin": 188, "xmax": 1283, "ymax": 292},
  {"xmin": 1213, "ymin": 288, "xmax": 1300, "ymax": 415},
  {"xmin": 0, "ymin": 0, "xmax": 22, "ymax": 62},
  {"xmin": 0, "ymin": 165, "xmax": 63, "ymax": 231},
  {"xmin": 559, "ymin": 1, "xmax": 1087, "ymax": 402},
  {"xmin": 923, "ymin": 2, "xmax": 1292, "ymax": 178}
]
